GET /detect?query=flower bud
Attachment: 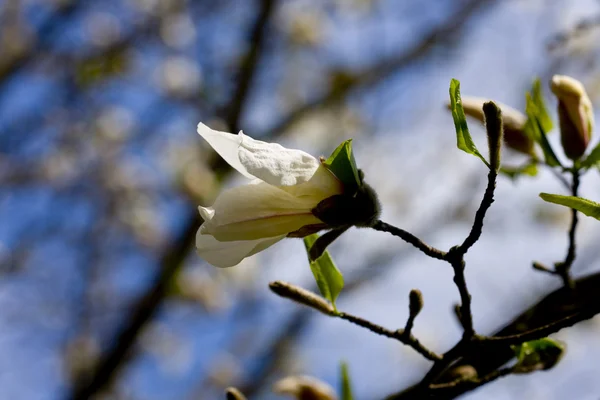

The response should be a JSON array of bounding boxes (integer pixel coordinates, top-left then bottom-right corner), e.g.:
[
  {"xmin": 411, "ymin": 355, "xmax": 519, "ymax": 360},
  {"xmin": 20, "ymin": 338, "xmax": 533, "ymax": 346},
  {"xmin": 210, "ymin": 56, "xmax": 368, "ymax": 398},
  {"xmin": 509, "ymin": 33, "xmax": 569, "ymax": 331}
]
[
  {"xmin": 225, "ymin": 387, "xmax": 247, "ymax": 400},
  {"xmin": 456, "ymin": 97, "xmax": 534, "ymax": 156},
  {"xmin": 269, "ymin": 281, "xmax": 336, "ymax": 316},
  {"xmin": 408, "ymin": 289, "xmax": 424, "ymax": 317},
  {"xmin": 273, "ymin": 375, "xmax": 338, "ymax": 400},
  {"xmin": 550, "ymin": 75, "xmax": 594, "ymax": 160}
]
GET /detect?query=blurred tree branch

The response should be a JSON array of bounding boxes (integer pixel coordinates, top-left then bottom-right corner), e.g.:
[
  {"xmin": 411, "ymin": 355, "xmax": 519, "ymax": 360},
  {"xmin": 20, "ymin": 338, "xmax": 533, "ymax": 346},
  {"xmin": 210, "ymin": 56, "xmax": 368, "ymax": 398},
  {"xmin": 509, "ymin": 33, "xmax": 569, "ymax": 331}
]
[
  {"xmin": 0, "ymin": 0, "xmax": 81, "ymax": 89},
  {"xmin": 68, "ymin": 1, "xmax": 277, "ymax": 398},
  {"xmin": 263, "ymin": 0, "xmax": 497, "ymax": 138}
]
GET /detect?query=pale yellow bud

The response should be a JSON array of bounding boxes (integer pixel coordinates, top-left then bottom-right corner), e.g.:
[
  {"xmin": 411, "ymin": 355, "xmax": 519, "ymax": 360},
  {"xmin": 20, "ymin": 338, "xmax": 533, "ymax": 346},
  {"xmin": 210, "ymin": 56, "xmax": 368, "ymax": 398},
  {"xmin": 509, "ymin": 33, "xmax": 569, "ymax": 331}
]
[
  {"xmin": 273, "ymin": 375, "xmax": 338, "ymax": 400},
  {"xmin": 550, "ymin": 75, "xmax": 594, "ymax": 160},
  {"xmin": 455, "ymin": 97, "xmax": 534, "ymax": 156}
]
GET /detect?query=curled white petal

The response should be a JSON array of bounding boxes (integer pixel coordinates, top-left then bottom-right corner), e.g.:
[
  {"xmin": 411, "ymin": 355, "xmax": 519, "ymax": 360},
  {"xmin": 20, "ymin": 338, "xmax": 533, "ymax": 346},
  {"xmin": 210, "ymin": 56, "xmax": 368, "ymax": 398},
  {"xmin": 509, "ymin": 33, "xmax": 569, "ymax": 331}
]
[
  {"xmin": 238, "ymin": 132, "xmax": 320, "ymax": 186},
  {"xmin": 197, "ymin": 123, "xmax": 321, "ymax": 186},
  {"xmin": 199, "ymin": 181, "xmax": 324, "ymax": 241},
  {"xmin": 196, "ymin": 231, "xmax": 285, "ymax": 268},
  {"xmin": 197, "ymin": 123, "xmax": 255, "ymax": 179}
]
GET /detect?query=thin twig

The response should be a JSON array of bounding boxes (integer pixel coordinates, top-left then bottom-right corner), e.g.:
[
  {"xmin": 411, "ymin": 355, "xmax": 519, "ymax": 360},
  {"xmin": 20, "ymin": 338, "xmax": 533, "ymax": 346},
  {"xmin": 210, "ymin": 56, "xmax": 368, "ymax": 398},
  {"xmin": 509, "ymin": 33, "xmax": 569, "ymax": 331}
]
[
  {"xmin": 372, "ymin": 220, "xmax": 447, "ymax": 260},
  {"xmin": 480, "ymin": 305, "xmax": 600, "ymax": 347},
  {"xmin": 555, "ymin": 168, "xmax": 580, "ymax": 288},
  {"xmin": 451, "ymin": 259, "xmax": 474, "ymax": 338},
  {"xmin": 457, "ymin": 169, "xmax": 497, "ymax": 255},
  {"xmin": 546, "ymin": 164, "xmax": 571, "ymax": 190},
  {"xmin": 429, "ymin": 366, "xmax": 513, "ymax": 391},
  {"xmin": 337, "ymin": 312, "xmax": 442, "ymax": 362}
]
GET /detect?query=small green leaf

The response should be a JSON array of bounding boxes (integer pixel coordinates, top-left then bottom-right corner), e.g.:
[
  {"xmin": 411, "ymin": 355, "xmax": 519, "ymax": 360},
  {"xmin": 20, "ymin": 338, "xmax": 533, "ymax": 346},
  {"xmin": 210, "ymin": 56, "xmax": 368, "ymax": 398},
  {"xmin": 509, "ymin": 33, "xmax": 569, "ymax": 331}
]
[
  {"xmin": 303, "ymin": 234, "xmax": 344, "ymax": 310},
  {"xmin": 531, "ymin": 78, "xmax": 554, "ymax": 133},
  {"xmin": 524, "ymin": 93, "xmax": 562, "ymax": 167},
  {"xmin": 511, "ymin": 338, "xmax": 565, "ymax": 372},
  {"xmin": 500, "ymin": 161, "xmax": 538, "ymax": 180},
  {"xmin": 581, "ymin": 142, "xmax": 600, "ymax": 169},
  {"xmin": 323, "ymin": 139, "xmax": 361, "ymax": 192},
  {"xmin": 449, "ymin": 79, "xmax": 490, "ymax": 168},
  {"xmin": 340, "ymin": 362, "xmax": 354, "ymax": 400},
  {"xmin": 540, "ymin": 193, "xmax": 600, "ymax": 220}
]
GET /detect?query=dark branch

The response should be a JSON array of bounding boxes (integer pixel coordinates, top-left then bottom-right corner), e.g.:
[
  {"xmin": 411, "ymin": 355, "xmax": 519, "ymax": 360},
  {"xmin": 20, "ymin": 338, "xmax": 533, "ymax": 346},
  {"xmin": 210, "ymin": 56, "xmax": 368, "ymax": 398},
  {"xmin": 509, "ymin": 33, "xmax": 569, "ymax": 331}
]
[
  {"xmin": 481, "ymin": 303, "xmax": 600, "ymax": 347},
  {"xmin": 456, "ymin": 169, "xmax": 497, "ymax": 255},
  {"xmin": 68, "ymin": 2, "xmax": 277, "ymax": 398},
  {"xmin": 372, "ymin": 220, "xmax": 447, "ymax": 260},
  {"xmin": 555, "ymin": 168, "xmax": 580, "ymax": 288},
  {"xmin": 337, "ymin": 312, "xmax": 441, "ymax": 362}
]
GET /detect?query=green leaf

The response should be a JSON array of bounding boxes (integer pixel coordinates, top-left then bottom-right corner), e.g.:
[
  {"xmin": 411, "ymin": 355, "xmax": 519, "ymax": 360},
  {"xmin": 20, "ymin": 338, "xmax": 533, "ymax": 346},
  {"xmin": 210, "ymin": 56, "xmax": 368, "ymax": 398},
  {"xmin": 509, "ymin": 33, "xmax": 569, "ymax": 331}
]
[
  {"xmin": 449, "ymin": 79, "xmax": 490, "ymax": 168},
  {"xmin": 500, "ymin": 161, "xmax": 538, "ymax": 180},
  {"xmin": 340, "ymin": 362, "xmax": 354, "ymax": 400},
  {"xmin": 303, "ymin": 234, "xmax": 344, "ymax": 310},
  {"xmin": 511, "ymin": 338, "xmax": 565, "ymax": 372},
  {"xmin": 524, "ymin": 93, "xmax": 562, "ymax": 167},
  {"xmin": 323, "ymin": 139, "xmax": 361, "ymax": 192},
  {"xmin": 531, "ymin": 78, "xmax": 554, "ymax": 133},
  {"xmin": 539, "ymin": 193, "xmax": 600, "ymax": 220},
  {"xmin": 581, "ymin": 142, "xmax": 600, "ymax": 169}
]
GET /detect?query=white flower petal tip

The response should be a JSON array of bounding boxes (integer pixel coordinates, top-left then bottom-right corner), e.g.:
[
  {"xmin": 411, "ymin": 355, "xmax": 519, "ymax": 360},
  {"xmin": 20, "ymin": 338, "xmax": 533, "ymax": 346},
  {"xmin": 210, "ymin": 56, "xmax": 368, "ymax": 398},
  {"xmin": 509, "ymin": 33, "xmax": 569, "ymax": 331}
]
[
  {"xmin": 197, "ymin": 122, "xmax": 322, "ymax": 186},
  {"xmin": 195, "ymin": 230, "xmax": 285, "ymax": 268},
  {"xmin": 197, "ymin": 123, "xmax": 255, "ymax": 179}
]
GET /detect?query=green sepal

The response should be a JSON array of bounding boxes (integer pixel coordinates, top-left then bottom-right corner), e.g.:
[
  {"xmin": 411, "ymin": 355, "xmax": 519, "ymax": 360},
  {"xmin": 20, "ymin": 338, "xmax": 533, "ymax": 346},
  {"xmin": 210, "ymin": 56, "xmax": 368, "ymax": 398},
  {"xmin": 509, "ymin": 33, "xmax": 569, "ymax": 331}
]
[
  {"xmin": 340, "ymin": 362, "xmax": 354, "ymax": 400},
  {"xmin": 531, "ymin": 78, "xmax": 554, "ymax": 133},
  {"xmin": 303, "ymin": 234, "xmax": 344, "ymax": 311},
  {"xmin": 323, "ymin": 139, "xmax": 361, "ymax": 193},
  {"xmin": 524, "ymin": 91, "xmax": 562, "ymax": 167},
  {"xmin": 581, "ymin": 142, "xmax": 600, "ymax": 169},
  {"xmin": 449, "ymin": 79, "xmax": 490, "ymax": 168},
  {"xmin": 539, "ymin": 193, "xmax": 600, "ymax": 220}
]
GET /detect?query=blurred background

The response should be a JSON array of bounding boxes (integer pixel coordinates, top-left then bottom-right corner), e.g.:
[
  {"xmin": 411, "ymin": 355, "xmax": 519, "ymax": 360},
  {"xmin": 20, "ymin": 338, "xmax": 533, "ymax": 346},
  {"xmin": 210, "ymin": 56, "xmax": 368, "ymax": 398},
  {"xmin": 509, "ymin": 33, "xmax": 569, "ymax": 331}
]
[{"xmin": 2, "ymin": 0, "xmax": 600, "ymax": 399}]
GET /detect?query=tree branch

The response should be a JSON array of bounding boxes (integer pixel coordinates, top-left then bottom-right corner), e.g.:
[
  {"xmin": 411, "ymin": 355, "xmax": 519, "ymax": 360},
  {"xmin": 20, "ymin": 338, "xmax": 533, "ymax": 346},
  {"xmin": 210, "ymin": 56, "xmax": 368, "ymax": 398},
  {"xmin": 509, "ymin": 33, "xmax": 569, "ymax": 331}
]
[
  {"xmin": 372, "ymin": 220, "xmax": 447, "ymax": 260},
  {"xmin": 67, "ymin": 2, "xmax": 277, "ymax": 398},
  {"xmin": 337, "ymin": 312, "xmax": 441, "ymax": 362}
]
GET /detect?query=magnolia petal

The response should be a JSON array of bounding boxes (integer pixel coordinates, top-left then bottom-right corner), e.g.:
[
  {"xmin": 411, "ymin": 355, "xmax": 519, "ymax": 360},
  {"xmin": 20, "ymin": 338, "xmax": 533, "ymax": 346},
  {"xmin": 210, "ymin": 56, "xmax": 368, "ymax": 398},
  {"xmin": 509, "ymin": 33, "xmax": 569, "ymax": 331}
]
[
  {"xmin": 238, "ymin": 132, "xmax": 320, "ymax": 186},
  {"xmin": 197, "ymin": 123, "xmax": 321, "ymax": 186},
  {"xmin": 196, "ymin": 231, "xmax": 285, "ymax": 268},
  {"xmin": 200, "ymin": 181, "xmax": 326, "ymax": 241},
  {"xmin": 197, "ymin": 123, "xmax": 255, "ymax": 179},
  {"xmin": 279, "ymin": 165, "xmax": 343, "ymax": 200}
]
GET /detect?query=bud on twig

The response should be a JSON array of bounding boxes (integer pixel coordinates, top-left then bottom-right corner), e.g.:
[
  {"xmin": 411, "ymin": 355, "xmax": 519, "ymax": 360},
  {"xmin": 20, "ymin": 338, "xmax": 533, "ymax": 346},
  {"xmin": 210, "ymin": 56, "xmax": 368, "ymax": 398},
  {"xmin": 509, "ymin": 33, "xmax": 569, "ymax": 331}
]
[
  {"xmin": 225, "ymin": 387, "xmax": 247, "ymax": 400},
  {"xmin": 273, "ymin": 375, "xmax": 338, "ymax": 400},
  {"xmin": 269, "ymin": 281, "xmax": 336, "ymax": 316},
  {"xmin": 456, "ymin": 96, "xmax": 534, "ymax": 156},
  {"xmin": 550, "ymin": 75, "xmax": 594, "ymax": 160},
  {"xmin": 408, "ymin": 289, "xmax": 424, "ymax": 318},
  {"xmin": 483, "ymin": 101, "xmax": 503, "ymax": 172}
]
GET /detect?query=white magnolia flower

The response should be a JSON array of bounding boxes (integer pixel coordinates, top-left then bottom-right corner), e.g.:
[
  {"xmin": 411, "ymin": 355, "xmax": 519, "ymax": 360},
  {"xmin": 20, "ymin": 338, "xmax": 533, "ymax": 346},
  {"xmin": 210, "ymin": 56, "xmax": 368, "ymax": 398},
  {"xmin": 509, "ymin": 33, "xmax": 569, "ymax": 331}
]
[{"xmin": 196, "ymin": 123, "xmax": 344, "ymax": 268}]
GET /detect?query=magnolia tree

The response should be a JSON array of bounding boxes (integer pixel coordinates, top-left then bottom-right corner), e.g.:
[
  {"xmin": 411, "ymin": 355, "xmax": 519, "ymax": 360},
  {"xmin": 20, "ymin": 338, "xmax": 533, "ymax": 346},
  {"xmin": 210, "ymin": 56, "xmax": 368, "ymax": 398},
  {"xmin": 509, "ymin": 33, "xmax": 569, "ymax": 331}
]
[{"xmin": 196, "ymin": 76, "xmax": 600, "ymax": 400}]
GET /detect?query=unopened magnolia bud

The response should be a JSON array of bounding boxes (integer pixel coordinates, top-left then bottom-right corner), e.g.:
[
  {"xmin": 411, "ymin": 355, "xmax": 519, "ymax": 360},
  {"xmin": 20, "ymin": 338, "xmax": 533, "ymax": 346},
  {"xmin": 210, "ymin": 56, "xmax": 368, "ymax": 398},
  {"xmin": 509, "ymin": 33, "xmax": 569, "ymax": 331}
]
[
  {"xmin": 550, "ymin": 75, "xmax": 594, "ymax": 160},
  {"xmin": 441, "ymin": 365, "xmax": 478, "ymax": 383},
  {"xmin": 483, "ymin": 101, "xmax": 503, "ymax": 172},
  {"xmin": 457, "ymin": 96, "xmax": 534, "ymax": 156},
  {"xmin": 225, "ymin": 387, "xmax": 247, "ymax": 400},
  {"xmin": 408, "ymin": 289, "xmax": 424, "ymax": 317},
  {"xmin": 269, "ymin": 281, "xmax": 336, "ymax": 316},
  {"xmin": 273, "ymin": 375, "xmax": 338, "ymax": 400}
]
